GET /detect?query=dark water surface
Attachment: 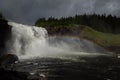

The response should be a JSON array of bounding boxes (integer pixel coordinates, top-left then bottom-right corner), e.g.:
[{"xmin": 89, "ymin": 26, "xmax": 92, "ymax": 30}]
[{"xmin": 13, "ymin": 55, "xmax": 120, "ymax": 80}]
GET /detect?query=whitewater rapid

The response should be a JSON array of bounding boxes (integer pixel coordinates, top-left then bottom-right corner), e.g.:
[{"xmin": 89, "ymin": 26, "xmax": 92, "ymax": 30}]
[{"xmin": 7, "ymin": 22, "xmax": 107, "ymax": 60}]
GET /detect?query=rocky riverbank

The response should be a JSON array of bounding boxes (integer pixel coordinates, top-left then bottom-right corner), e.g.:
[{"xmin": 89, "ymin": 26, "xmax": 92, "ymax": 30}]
[
  {"xmin": 0, "ymin": 54, "xmax": 46, "ymax": 80},
  {"xmin": 0, "ymin": 54, "xmax": 27, "ymax": 80},
  {"xmin": 0, "ymin": 68, "xmax": 28, "ymax": 80}
]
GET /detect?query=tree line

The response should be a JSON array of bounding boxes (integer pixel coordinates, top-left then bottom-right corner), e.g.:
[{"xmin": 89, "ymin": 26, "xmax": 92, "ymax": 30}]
[{"xmin": 35, "ymin": 14, "xmax": 120, "ymax": 34}]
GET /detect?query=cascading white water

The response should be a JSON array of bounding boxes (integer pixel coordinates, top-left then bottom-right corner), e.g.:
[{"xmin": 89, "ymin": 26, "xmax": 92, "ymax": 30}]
[{"xmin": 7, "ymin": 22, "xmax": 107, "ymax": 59}]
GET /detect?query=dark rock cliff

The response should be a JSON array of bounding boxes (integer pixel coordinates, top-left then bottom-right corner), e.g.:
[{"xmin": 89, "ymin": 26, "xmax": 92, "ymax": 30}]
[{"xmin": 0, "ymin": 19, "xmax": 12, "ymax": 55}]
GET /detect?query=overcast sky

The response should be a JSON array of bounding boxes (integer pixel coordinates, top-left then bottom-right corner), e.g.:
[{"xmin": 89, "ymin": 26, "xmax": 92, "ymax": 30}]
[{"xmin": 0, "ymin": 0, "xmax": 120, "ymax": 25}]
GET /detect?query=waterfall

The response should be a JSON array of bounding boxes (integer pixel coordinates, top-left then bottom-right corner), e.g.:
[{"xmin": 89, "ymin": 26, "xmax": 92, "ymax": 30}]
[{"xmin": 7, "ymin": 22, "xmax": 107, "ymax": 59}]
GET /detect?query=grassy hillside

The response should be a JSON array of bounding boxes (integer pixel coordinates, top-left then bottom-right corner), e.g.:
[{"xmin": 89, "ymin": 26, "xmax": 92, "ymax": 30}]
[{"xmin": 81, "ymin": 26, "xmax": 120, "ymax": 47}]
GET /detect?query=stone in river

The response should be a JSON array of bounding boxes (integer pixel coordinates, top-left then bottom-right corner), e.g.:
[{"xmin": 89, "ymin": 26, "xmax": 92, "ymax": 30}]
[{"xmin": 0, "ymin": 54, "xmax": 18, "ymax": 68}]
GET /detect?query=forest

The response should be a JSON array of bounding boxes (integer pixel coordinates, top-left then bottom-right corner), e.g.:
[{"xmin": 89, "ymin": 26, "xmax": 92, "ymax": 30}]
[{"xmin": 35, "ymin": 14, "xmax": 120, "ymax": 34}]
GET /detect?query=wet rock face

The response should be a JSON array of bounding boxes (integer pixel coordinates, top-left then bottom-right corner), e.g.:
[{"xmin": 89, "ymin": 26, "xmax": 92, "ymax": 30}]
[
  {"xmin": 0, "ymin": 54, "xmax": 18, "ymax": 67},
  {"xmin": 0, "ymin": 19, "xmax": 12, "ymax": 54}
]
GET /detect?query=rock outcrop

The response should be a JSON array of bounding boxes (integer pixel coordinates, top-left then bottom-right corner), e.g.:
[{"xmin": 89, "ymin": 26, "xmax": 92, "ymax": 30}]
[
  {"xmin": 0, "ymin": 54, "xmax": 18, "ymax": 68},
  {"xmin": 0, "ymin": 19, "xmax": 12, "ymax": 54}
]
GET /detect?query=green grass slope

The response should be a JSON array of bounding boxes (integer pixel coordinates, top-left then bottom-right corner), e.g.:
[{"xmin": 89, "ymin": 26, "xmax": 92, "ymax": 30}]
[{"xmin": 81, "ymin": 26, "xmax": 120, "ymax": 47}]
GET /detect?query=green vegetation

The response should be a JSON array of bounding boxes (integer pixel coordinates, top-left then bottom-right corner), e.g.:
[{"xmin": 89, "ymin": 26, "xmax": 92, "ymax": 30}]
[
  {"xmin": 81, "ymin": 26, "xmax": 120, "ymax": 47},
  {"xmin": 35, "ymin": 14, "xmax": 120, "ymax": 34}
]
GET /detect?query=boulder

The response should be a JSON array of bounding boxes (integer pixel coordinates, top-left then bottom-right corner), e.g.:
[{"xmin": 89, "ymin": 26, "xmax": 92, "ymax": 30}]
[{"xmin": 0, "ymin": 54, "xmax": 18, "ymax": 67}]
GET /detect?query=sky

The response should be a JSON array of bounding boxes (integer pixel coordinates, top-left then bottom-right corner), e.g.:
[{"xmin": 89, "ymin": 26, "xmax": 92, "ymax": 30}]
[{"xmin": 0, "ymin": 0, "xmax": 120, "ymax": 25}]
